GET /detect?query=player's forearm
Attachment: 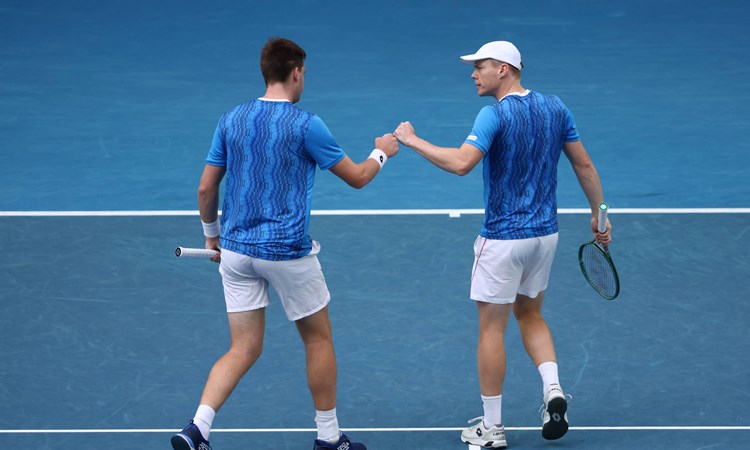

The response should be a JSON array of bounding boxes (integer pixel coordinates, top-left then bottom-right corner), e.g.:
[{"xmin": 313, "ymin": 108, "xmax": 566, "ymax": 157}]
[
  {"xmin": 406, "ymin": 136, "xmax": 467, "ymax": 175},
  {"xmin": 197, "ymin": 184, "xmax": 220, "ymax": 223},
  {"xmin": 574, "ymin": 164, "xmax": 605, "ymax": 215},
  {"xmin": 348, "ymin": 158, "xmax": 382, "ymax": 189},
  {"xmin": 197, "ymin": 165, "xmax": 225, "ymax": 223}
]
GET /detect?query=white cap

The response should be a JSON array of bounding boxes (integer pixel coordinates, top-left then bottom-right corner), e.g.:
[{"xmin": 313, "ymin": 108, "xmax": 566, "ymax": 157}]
[{"xmin": 460, "ymin": 41, "xmax": 523, "ymax": 70}]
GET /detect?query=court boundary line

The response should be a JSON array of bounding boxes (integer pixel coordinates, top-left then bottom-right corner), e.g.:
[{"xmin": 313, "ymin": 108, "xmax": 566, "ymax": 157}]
[
  {"xmin": 1, "ymin": 426, "xmax": 749, "ymax": 434},
  {"xmin": 1, "ymin": 208, "xmax": 749, "ymax": 217}
]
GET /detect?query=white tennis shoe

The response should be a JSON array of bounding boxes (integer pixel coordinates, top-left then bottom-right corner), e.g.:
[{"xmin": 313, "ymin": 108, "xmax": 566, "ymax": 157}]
[
  {"xmin": 540, "ymin": 384, "xmax": 570, "ymax": 440},
  {"xmin": 460, "ymin": 417, "xmax": 507, "ymax": 449}
]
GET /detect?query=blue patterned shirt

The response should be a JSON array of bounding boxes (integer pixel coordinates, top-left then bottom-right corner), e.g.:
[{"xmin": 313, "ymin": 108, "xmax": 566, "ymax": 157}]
[
  {"xmin": 206, "ymin": 99, "xmax": 345, "ymax": 260},
  {"xmin": 464, "ymin": 90, "xmax": 580, "ymax": 240}
]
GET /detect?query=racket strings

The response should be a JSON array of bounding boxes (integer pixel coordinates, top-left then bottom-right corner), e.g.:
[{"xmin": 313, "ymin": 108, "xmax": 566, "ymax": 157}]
[{"xmin": 581, "ymin": 245, "xmax": 617, "ymax": 298}]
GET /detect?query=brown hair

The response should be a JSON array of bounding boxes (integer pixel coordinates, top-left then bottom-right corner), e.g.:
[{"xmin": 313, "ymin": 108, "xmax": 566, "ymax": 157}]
[{"xmin": 260, "ymin": 37, "xmax": 306, "ymax": 85}]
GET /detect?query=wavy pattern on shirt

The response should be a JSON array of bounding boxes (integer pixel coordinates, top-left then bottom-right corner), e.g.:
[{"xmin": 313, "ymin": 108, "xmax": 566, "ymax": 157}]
[
  {"xmin": 218, "ymin": 100, "xmax": 315, "ymax": 260},
  {"xmin": 481, "ymin": 91, "xmax": 579, "ymax": 240}
]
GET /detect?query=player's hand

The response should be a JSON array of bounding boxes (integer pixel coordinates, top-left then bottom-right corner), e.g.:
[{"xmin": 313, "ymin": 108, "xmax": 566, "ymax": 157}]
[
  {"xmin": 205, "ymin": 236, "xmax": 221, "ymax": 263},
  {"xmin": 591, "ymin": 217, "xmax": 612, "ymax": 247},
  {"xmin": 394, "ymin": 121, "xmax": 416, "ymax": 147},
  {"xmin": 375, "ymin": 133, "xmax": 399, "ymax": 158}
]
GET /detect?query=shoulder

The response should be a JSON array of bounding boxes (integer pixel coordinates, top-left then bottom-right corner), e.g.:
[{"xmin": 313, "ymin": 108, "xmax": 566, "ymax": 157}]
[
  {"xmin": 220, "ymin": 100, "xmax": 257, "ymax": 122},
  {"xmin": 229, "ymin": 99, "xmax": 257, "ymax": 113},
  {"xmin": 476, "ymin": 104, "xmax": 499, "ymax": 118},
  {"xmin": 533, "ymin": 91, "xmax": 566, "ymax": 107},
  {"xmin": 306, "ymin": 114, "xmax": 329, "ymax": 131}
]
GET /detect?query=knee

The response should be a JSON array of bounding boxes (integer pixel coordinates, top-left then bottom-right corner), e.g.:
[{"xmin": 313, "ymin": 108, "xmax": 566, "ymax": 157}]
[
  {"xmin": 514, "ymin": 308, "xmax": 544, "ymax": 326},
  {"xmin": 228, "ymin": 341, "xmax": 263, "ymax": 367},
  {"xmin": 302, "ymin": 334, "xmax": 333, "ymax": 352}
]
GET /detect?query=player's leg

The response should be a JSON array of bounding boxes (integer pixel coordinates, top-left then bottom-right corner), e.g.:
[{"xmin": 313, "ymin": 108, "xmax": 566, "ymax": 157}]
[
  {"xmin": 172, "ymin": 249, "xmax": 269, "ymax": 450},
  {"xmin": 513, "ymin": 233, "xmax": 568, "ymax": 440},
  {"xmin": 462, "ymin": 236, "xmax": 520, "ymax": 448},
  {"xmin": 476, "ymin": 301, "xmax": 512, "ymax": 399},
  {"xmin": 295, "ymin": 308, "xmax": 366, "ymax": 450},
  {"xmin": 470, "ymin": 236, "xmax": 518, "ymax": 402},
  {"xmin": 514, "ymin": 233, "xmax": 560, "ymax": 377},
  {"xmin": 260, "ymin": 244, "xmax": 366, "ymax": 449},
  {"xmin": 199, "ymin": 309, "xmax": 266, "ymax": 409},
  {"xmin": 515, "ymin": 296, "xmax": 568, "ymax": 440},
  {"xmin": 513, "ymin": 292, "xmax": 556, "ymax": 367},
  {"xmin": 174, "ymin": 309, "xmax": 266, "ymax": 450},
  {"xmin": 459, "ymin": 301, "xmax": 511, "ymax": 449},
  {"xmin": 296, "ymin": 306, "xmax": 337, "ymax": 410}
]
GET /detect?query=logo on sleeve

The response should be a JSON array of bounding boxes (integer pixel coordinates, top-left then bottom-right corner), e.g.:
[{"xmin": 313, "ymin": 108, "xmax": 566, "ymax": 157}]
[{"xmin": 467, "ymin": 135, "xmax": 478, "ymax": 141}]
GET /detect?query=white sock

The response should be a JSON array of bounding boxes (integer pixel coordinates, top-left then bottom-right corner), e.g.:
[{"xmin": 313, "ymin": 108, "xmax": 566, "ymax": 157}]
[
  {"xmin": 193, "ymin": 404, "xmax": 216, "ymax": 440},
  {"xmin": 481, "ymin": 394, "xmax": 502, "ymax": 428},
  {"xmin": 538, "ymin": 361, "xmax": 560, "ymax": 396},
  {"xmin": 315, "ymin": 408, "xmax": 340, "ymax": 442}
]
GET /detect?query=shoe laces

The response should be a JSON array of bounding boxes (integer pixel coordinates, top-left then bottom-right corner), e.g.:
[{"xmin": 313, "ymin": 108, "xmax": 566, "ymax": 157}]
[
  {"xmin": 539, "ymin": 393, "xmax": 573, "ymax": 415},
  {"xmin": 467, "ymin": 416, "xmax": 485, "ymax": 425},
  {"xmin": 466, "ymin": 416, "xmax": 505, "ymax": 434}
]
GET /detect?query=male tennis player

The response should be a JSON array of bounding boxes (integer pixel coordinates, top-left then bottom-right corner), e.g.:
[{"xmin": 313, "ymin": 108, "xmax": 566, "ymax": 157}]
[
  {"xmin": 171, "ymin": 37, "xmax": 398, "ymax": 450},
  {"xmin": 394, "ymin": 41, "xmax": 611, "ymax": 448}
]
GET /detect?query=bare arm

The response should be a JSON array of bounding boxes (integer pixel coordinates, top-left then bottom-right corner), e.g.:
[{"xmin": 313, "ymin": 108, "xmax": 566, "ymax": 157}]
[
  {"xmin": 197, "ymin": 164, "xmax": 226, "ymax": 260},
  {"xmin": 329, "ymin": 156, "xmax": 382, "ymax": 189},
  {"xmin": 394, "ymin": 121, "xmax": 484, "ymax": 176},
  {"xmin": 563, "ymin": 140, "xmax": 611, "ymax": 243},
  {"xmin": 329, "ymin": 133, "xmax": 399, "ymax": 189}
]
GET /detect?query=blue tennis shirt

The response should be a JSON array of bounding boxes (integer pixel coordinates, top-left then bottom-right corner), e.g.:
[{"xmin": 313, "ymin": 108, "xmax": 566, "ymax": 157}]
[
  {"xmin": 465, "ymin": 90, "xmax": 580, "ymax": 240},
  {"xmin": 206, "ymin": 99, "xmax": 345, "ymax": 260}
]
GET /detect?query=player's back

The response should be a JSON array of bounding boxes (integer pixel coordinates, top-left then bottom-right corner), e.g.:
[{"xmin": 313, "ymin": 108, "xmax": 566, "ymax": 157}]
[
  {"xmin": 219, "ymin": 99, "xmax": 317, "ymax": 260},
  {"xmin": 481, "ymin": 91, "xmax": 577, "ymax": 239}
]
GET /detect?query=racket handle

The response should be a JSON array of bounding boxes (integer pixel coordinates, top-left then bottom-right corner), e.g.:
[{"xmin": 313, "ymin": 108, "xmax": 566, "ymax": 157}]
[
  {"xmin": 175, "ymin": 247, "xmax": 219, "ymax": 258},
  {"xmin": 597, "ymin": 202, "xmax": 608, "ymax": 233}
]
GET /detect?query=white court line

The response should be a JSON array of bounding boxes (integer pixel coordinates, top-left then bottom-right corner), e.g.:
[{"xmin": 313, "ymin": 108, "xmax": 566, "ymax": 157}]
[
  {"xmin": 1, "ymin": 426, "xmax": 749, "ymax": 434},
  {"xmin": 0, "ymin": 208, "xmax": 749, "ymax": 217}
]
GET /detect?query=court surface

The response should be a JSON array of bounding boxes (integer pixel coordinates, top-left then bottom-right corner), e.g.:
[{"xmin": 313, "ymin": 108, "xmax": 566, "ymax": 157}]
[{"xmin": 2, "ymin": 1, "xmax": 749, "ymax": 449}]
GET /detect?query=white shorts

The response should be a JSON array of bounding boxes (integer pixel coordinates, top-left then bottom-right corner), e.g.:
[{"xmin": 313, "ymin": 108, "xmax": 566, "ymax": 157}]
[
  {"xmin": 218, "ymin": 242, "xmax": 330, "ymax": 321},
  {"xmin": 470, "ymin": 233, "xmax": 558, "ymax": 304}
]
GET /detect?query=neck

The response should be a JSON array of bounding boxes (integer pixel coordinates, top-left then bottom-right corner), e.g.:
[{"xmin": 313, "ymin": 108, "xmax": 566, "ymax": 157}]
[
  {"xmin": 263, "ymin": 82, "xmax": 295, "ymax": 102},
  {"xmin": 494, "ymin": 81, "xmax": 525, "ymax": 100}
]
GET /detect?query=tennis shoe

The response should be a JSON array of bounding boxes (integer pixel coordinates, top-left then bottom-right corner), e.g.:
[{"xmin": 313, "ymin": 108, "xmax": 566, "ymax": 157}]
[
  {"xmin": 313, "ymin": 432, "xmax": 366, "ymax": 450},
  {"xmin": 540, "ymin": 384, "xmax": 570, "ymax": 440},
  {"xmin": 460, "ymin": 417, "xmax": 507, "ymax": 449},
  {"xmin": 171, "ymin": 421, "xmax": 212, "ymax": 450}
]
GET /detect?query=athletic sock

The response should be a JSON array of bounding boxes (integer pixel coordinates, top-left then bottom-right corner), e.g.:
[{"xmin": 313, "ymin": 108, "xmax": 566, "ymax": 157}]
[
  {"xmin": 481, "ymin": 394, "xmax": 502, "ymax": 428},
  {"xmin": 193, "ymin": 404, "xmax": 216, "ymax": 440},
  {"xmin": 315, "ymin": 408, "xmax": 340, "ymax": 442},
  {"xmin": 538, "ymin": 361, "xmax": 560, "ymax": 396}
]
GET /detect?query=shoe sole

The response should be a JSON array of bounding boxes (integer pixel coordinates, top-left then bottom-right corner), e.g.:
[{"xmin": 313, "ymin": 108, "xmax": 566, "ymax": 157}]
[
  {"xmin": 171, "ymin": 434, "xmax": 195, "ymax": 450},
  {"xmin": 460, "ymin": 436, "xmax": 507, "ymax": 449},
  {"xmin": 542, "ymin": 396, "xmax": 569, "ymax": 440}
]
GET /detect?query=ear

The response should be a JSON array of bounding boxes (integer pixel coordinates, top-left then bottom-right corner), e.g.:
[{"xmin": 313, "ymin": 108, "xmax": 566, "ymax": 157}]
[
  {"xmin": 291, "ymin": 66, "xmax": 302, "ymax": 82},
  {"xmin": 497, "ymin": 63, "xmax": 509, "ymax": 79}
]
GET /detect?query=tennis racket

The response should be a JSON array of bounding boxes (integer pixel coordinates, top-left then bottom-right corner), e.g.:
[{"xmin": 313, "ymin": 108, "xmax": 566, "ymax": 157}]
[
  {"xmin": 175, "ymin": 247, "xmax": 219, "ymax": 258},
  {"xmin": 578, "ymin": 203, "xmax": 620, "ymax": 300}
]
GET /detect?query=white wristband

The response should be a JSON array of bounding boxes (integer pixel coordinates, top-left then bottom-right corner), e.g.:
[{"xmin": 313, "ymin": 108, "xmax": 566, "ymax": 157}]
[
  {"xmin": 201, "ymin": 220, "xmax": 220, "ymax": 238},
  {"xmin": 369, "ymin": 148, "xmax": 387, "ymax": 169}
]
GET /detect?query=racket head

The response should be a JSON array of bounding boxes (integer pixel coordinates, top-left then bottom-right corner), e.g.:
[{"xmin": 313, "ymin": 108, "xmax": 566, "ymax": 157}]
[{"xmin": 578, "ymin": 241, "xmax": 620, "ymax": 300}]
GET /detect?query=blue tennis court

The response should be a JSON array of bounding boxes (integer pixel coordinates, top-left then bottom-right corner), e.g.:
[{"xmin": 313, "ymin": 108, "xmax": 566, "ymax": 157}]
[{"xmin": 2, "ymin": 1, "xmax": 749, "ymax": 449}]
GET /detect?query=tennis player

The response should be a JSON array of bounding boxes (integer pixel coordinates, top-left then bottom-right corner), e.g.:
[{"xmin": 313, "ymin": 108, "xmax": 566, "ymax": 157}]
[
  {"xmin": 171, "ymin": 37, "xmax": 398, "ymax": 450},
  {"xmin": 394, "ymin": 41, "xmax": 611, "ymax": 448}
]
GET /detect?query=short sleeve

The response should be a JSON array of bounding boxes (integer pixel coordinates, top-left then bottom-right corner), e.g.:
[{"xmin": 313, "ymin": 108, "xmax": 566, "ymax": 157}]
[
  {"xmin": 304, "ymin": 116, "xmax": 346, "ymax": 170},
  {"xmin": 205, "ymin": 115, "xmax": 227, "ymax": 167},
  {"xmin": 464, "ymin": 106, "xmax": 499, "ymax": 154},
  {"xmin": 561, "ymin": 102, "xmax": 580, "ymax": 142}
]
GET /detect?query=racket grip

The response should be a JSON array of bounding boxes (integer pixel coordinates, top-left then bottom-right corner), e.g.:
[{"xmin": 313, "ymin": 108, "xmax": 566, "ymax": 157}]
[
  {"xmin": 175, "ymin": 247, "xmax": 219, "ymax": 258},
  {"xmin": 597, "ymin": 203, "xmax": 608, "ymax": 233}
]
